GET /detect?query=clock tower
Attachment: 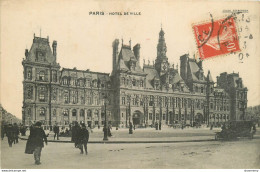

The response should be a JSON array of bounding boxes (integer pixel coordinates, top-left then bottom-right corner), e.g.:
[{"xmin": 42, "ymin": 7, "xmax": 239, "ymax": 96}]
[{"xmin": 155, "ymin": 27, "xmax": 169, "ymax": 76}]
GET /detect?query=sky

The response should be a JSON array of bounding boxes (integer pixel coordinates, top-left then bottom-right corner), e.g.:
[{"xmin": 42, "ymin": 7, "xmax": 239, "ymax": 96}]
[{"xmin": 1, "ymin": 0, "xmax": 259, "ymax": 119}]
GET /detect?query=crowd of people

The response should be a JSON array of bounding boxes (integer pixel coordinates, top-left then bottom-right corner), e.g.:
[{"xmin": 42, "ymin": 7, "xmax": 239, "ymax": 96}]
[{"xmin": 1, "ymin": 123, "xmax": 27, "ymax": 147}]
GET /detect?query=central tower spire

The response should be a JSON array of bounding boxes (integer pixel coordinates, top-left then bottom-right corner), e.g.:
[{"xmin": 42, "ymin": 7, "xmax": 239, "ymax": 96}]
[
  {"xmin": 155, "ymin": 27, "xmax": 169, "ymax": 76},
  {"xmin": 157, "ymin": 27, "xmax": 167, "ymax": 59}
]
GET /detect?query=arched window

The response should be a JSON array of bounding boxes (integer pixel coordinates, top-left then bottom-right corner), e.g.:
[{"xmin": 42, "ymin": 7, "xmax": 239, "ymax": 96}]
[
  {"xmin": 80, "ymin": 109, "xmax": 85, "ymax": 117},
  {"xmin": 63, "ymin": 109, "xmax": 69, "ymax": 116},
  {"xmin": 201, "ymin": 87, "xmax": 204, "ymax": 93},
  {"xmin": 40, "ymin": 107, "xmax": 45, "ymax": 116},
  {"xmin": 87, "ymin": 110, "xmax": 92, "ymax": 119},
  {"xmin": 72, "ymin": 109, "xmax": 77, "ymax": 116},
  {"xmin": 39, "ymin": 71, "xmax": 45, "ymax": 81}
]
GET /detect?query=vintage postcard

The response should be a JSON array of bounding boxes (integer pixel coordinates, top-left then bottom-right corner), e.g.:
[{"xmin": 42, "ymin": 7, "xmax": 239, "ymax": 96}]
[{"xmin": 0, "ymin": 0, "xmax": 260, "ymax": 171}]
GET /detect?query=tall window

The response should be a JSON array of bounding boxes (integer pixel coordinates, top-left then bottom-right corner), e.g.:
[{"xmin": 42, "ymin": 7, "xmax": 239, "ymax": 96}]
[
  {"xmin": 72, "ymin": 109, "xmax": 77, "ymax": 117},
  {"xmin": 39, "ymin": 107, "xmax": 45, "ymax": 116},
  {"xmin": 64, "ymin": 94, "xmax": 69, "ymax": 104},
  {"xmin": 52, "ymin": 88, "xmax": 57, "ymax": 101},
  {"xmin": 52, "ymin": 71, "xmax": 57, "ymax": 82},
  {"xmin": 27, "ymin": 68, "xmax": 32, "ymax": 80},
  {"xmin": 63, "ymin": 77, "xmax": 68, "ymax": 85},
  {"xmin": 122, "ymin": 97, "xmax": 125, "ymax": 105},
  {"xmin": 149, "ymin": 96, "xmax": 153, "ymax": 106},
  {"xmin": 86, "ymin": 80, "xmax": 91, "ymax": 87},
  {"xmin": 39, "ymin": 71, "xmax": 45, "ymax": 81},
  {"xmin": 39, "ymin": 87, "xmax": 46, "ymax": 102},
  {"xmin": 140, "ymin": 80, "xmax": 144, "ymax": 87},
  {"xmin": 149, "ymin": 113, "xmax": 152, "ymax": 120},
  {"xmin": 53, "ymin": 109, "xmax": 56, "ymax": 116},
  {"xmin": 80, "ymin": 109, "xmax": 85, "ymax": 117},
  {"xmin": 201, "ymin": 87, "xmax": 204, "ymax": 93},
  {"xmin": 71, "ymin": 91, "xmax": 78, "ymax": 104},
  {"xmin": 87, "ymin": 97, "xmax": 91, "ymax": 105},
  {"xmin": 27, "ymin": 86, "xmax": 33, "ymax": 99},
  {"xmin": 132, "ymin": 79, "xmax": 136, "ymax": 86},
  {"xmin": 63, "ymin": 109, "xmax": 69, "ymax": 116}
]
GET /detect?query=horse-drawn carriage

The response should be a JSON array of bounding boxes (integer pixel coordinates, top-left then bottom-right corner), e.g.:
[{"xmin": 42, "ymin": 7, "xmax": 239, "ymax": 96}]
[{"xmin": 215, "ymin": 121, "xmax": 256, "ymax": 140}]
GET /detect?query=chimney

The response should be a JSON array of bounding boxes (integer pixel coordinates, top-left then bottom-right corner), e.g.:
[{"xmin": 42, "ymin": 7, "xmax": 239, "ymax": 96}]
[
  {"xmin": 133, "ymin": 44, "xmax": 141, "ymax": 62},
  {"xmin": 52, "ymin": 41, "xmax": 57, "ymax": 58},
  {"xmin": 25, "ymin": 49, "xmax": 29, "ymax": 58}
]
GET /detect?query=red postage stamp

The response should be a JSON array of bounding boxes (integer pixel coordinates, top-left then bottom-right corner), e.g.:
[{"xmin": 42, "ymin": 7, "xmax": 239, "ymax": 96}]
[{"xmin": 193, "ymin": 15, "xmax": 240, "ymax": 60}]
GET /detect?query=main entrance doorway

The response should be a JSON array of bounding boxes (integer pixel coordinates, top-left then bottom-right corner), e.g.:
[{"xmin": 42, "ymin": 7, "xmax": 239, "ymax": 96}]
[
  {"xmin": 132, "ymin": 111, "xmax": 142, "ymax": 125},
  {"xmin": 195, "ymin": 113, "xmax": 204, "ymax": 125}
]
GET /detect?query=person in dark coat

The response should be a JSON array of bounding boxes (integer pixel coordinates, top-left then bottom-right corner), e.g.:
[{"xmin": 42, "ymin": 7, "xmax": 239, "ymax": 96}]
[
  {"xmin": 129, "ymin": 122, "xmax": 133, "ymax": 134},
  {"xmin": 78, "ymin": 123, "xmax": 89, "ymax": 155},
  {"xmin": 6, "ymin": 124, "xmax": 15, "ymax": 147},
  {"xmin": 26, "ymin": 122, "xmax": 47, "ymax": 165},
  {"xmin": 13, "ymin": 123, "xmax": 19, "ymax": 144},
  {"xmin": 53, "ymin": 124, "xmax": 60, "ymax": 140},
  {"xmin": 108, "ymin": 124, "xmax": 112, "ymax": 137},
  {"xmin": 1, "ymin": 124, "xmax": 5, "ymax": 140},
  {"xmin": 71, "ymin": 122, "xmax": 80, "ymax": 148}
]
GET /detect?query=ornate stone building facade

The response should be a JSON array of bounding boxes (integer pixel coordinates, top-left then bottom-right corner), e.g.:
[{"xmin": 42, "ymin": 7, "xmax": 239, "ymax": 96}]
[{"xmin": 22, "ymin": 29, "xmax": 248, "ymax": 128}]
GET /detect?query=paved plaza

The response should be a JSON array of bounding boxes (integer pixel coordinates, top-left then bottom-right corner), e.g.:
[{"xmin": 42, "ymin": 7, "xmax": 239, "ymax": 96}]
[{"xmin": 1, "ymin": 127, "xmax": 260, "ymax": 169}]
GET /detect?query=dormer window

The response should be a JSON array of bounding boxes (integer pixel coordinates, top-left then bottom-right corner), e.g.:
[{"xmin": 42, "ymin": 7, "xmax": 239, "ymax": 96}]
[
  {"xmin": 63, "ymin": 77, "xmax": 68, "ymax": 85},
  {"xmin": 129, "ymin": 61, "xmax": 136, "ymax": 71},
  {"xmin": 132, "ymin": 79, "xmax": 136, "ymax": 86},
  {"xmin": 36, "ymin": 51, "xmax": 46, "ymax": 62}
]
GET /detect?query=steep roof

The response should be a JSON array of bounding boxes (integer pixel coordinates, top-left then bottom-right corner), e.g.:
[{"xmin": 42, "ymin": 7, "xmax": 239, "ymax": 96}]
[
  {"xmin": 188, "ymin": 59, "xmax": 206, "ymax": 82},
  {"xmin": 143, "ymin": 66, "xmax": 159, "ymax": 89},
  {"xmin": 118, "ymin": 45, "xmax": 144, "ymax": 74},
  {"xmin": 26, "ymin": 36, "xmax": 56, "ymax": 64}
]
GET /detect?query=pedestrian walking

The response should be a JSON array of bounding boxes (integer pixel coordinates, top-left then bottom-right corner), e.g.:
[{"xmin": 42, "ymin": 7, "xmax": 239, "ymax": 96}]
[
  {"xmin": 108, "ymin": 124, "xmax": 112, "ymax": 137},
  {"xmin": 71, "ymin": 122, "xmax": 80, "ymax": 148},
  {"xmin": 1, "ymin": 123, "xmax": 5, "ymax": 140},
  {"xmin": 6, "ymin": 124, "xmax": 15, "ymax": 147},
  {"xmin": 53, "ymin": 123, "xmax": 60, "ymax": 140},
  {"xmin": 25, "ymin": 121, "xmax": 47, "ymax": 165},
  {"xmin": 155, "ymin": 122, "xmax": 158, "ymax": 130},
  {"xmin": 13, "ymin": 123, "xmax": 20, "ymax": 144},
  {"xmin": 129, "ymin": 122, "xmax": 133, "ymax": 134},
  {"xmin": 210, "ymin": 124, "xmax": 214, "ymax": 130},
  {"xmin": 78, "ymin": 123, "xmax": 89, "ymax": 155}
]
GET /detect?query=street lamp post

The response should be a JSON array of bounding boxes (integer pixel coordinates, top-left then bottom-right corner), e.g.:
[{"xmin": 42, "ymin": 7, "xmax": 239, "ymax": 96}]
[
  {"xmin": 127, "ymin": 95, "xmax": 133, "ymax": 134},
  {"xmin": 159, "ymin": 96, "xmax": 162, "ymax": 130},
  {"xmin": 103, "ymin": 94, "xmax": 108, "ymax": 141}
]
